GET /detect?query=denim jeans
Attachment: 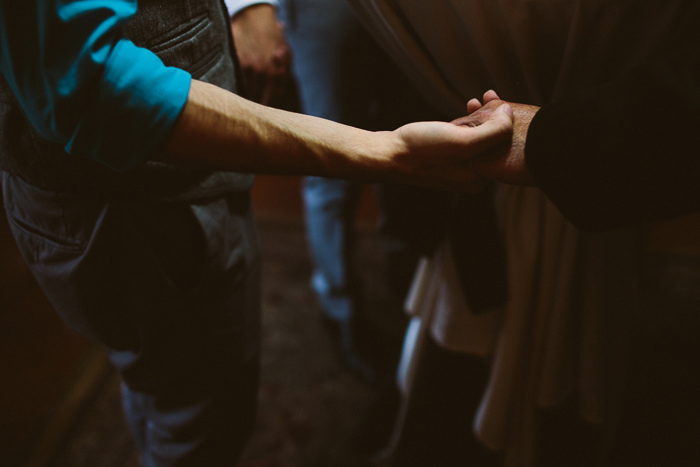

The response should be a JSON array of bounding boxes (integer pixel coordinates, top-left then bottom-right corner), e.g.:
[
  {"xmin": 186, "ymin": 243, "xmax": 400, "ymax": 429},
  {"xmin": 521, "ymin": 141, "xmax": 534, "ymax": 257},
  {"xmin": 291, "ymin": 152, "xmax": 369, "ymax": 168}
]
[
  {"xmin": 302, "ymin": 176, "xmax": 361, "ymax": 323},
  {"xmin": 281, "ymin": 0, "xmax": 449, "ymax": 329}
]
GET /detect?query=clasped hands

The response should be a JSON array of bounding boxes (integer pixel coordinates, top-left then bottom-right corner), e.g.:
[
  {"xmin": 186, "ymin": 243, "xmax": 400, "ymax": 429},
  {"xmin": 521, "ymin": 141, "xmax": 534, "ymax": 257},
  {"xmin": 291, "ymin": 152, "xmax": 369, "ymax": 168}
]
[
  {"xmin": 457, "ymin": 90, "xmax": 538, "ymax": 187},
  {"xmin": 391, "ymin": 90, "xmax": 538, "ymax": 191},
  {"xmin": 229, "ymin": 3, "xmax": 534, "ymax": 192}
]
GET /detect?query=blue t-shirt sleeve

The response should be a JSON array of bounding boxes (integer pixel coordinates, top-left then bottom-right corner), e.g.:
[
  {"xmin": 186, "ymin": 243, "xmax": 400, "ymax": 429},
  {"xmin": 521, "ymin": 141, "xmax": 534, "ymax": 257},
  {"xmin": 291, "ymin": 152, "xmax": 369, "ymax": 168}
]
[{"xmin": 0, "ymin": 0, "xmax": 192, "ymax": 172}]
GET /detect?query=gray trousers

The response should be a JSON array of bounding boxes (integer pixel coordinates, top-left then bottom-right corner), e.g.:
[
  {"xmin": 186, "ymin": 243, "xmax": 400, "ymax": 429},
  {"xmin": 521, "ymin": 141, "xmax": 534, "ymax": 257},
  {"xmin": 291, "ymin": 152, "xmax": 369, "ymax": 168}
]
[{"xmin": 3, "ymin": 172, "xmax": 261, "ymax": 465}]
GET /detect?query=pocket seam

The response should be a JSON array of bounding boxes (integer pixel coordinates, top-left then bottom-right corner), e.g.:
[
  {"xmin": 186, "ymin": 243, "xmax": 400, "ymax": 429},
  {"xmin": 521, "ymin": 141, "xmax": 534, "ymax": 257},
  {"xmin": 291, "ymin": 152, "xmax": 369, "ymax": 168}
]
[
  {"xmin": 7, "ymin": 213, "xmax": 84, "ymax": 251},
  {"xmin": 148, "ymin": 13, "xmax": 210, "ymax": 53}
]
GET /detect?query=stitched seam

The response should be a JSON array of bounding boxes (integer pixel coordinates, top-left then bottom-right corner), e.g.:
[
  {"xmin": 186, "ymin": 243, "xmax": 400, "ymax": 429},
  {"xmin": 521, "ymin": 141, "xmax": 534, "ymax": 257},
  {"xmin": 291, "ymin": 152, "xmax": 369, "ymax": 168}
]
[
  {"xmin": 148, "ymin": 13, "xmax": 210, "ymax": 53},
  {"xmin": 7, "ymin": 214, "xmax": 84, "ymax": 250}
]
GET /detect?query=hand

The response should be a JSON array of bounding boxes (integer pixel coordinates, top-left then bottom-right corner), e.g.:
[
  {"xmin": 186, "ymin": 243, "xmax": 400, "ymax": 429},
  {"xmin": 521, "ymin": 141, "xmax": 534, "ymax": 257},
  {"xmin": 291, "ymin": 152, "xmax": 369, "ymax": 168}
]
[
  {"xmin": 389, "ymin": 103, "xmax": 514, "ymax": 191},
  {"xmin": 452, "ymin": 90, "xmax": 539, "ymax": 185},
  {"xmin": 231, "ymin": 4, "xmax": 292, "ymax": 106}
]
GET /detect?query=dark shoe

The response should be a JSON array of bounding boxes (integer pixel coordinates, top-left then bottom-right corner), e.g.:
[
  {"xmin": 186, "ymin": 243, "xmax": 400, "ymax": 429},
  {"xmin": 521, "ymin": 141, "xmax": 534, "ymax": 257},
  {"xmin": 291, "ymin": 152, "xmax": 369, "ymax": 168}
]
[{"xmin": 320, "ymin": 315, "xmax": 376, "ymax": 383}]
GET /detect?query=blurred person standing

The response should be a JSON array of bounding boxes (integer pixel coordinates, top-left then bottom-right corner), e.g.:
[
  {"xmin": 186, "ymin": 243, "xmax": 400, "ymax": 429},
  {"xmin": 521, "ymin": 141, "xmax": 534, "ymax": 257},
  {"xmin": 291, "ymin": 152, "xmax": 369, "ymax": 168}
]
[{"xmin": 278, "ymin": 0, "xmax": 451, "ymax": 386}]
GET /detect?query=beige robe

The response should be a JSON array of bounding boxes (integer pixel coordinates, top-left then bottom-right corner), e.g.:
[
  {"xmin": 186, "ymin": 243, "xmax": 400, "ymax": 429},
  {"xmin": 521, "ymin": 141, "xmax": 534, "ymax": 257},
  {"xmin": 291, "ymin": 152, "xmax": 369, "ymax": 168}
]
[
  {"xmin": 344, "ymin": 0, "xmax": 680, "ymax": 464},
  {"xmin": 396, "ymin": 185, "xmax": 639, "ymax": 465}
]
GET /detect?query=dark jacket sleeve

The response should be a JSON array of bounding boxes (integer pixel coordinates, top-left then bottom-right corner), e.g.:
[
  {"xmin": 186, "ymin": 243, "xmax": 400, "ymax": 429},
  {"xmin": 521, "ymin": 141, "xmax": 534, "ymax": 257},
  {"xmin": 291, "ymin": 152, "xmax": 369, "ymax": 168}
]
[{"xmin": 525, "ymin": 36, "xmax": 700, "ymax": 232}]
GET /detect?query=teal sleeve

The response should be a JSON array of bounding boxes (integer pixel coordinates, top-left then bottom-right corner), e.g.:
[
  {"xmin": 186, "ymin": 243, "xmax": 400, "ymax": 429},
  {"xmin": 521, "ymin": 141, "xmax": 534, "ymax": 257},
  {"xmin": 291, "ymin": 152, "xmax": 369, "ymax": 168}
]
[{"xmin": 0, "ymin": 0, "xmax": 192, "ymax": 171}]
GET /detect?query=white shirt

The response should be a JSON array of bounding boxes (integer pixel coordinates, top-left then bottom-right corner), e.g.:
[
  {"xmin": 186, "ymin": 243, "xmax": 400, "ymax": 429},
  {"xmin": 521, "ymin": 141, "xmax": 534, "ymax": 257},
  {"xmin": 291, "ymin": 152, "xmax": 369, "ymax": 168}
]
[{"xmin": 223, "ymin": 0, "xmax": 279, "ymax": 18}]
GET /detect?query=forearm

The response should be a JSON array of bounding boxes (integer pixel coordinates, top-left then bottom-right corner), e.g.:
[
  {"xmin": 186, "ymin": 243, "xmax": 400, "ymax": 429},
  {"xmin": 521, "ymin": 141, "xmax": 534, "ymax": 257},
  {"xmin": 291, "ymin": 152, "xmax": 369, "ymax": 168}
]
[
  {"xmin": 163, "ymin": 80, "xmax": 395, "ymax": 180},
  {"xmin": 162, "ymin": 80, "xmax": 514, "ymax": 190}
]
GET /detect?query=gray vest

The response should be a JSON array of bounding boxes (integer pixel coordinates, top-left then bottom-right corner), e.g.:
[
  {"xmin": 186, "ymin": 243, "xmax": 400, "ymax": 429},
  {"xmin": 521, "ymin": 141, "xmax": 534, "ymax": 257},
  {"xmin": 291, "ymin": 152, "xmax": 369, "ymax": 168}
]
[{"xmin": 0, "ymin": 0, "xmax": 253, "ymax": 199}]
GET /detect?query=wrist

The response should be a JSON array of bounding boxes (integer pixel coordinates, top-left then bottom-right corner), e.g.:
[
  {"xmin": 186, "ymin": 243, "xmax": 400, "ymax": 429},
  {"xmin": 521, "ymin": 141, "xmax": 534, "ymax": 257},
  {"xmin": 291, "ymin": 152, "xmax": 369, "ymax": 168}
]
[{"xmin": 361, "ymin": 131, "xmax": 404, "ymax": 182}]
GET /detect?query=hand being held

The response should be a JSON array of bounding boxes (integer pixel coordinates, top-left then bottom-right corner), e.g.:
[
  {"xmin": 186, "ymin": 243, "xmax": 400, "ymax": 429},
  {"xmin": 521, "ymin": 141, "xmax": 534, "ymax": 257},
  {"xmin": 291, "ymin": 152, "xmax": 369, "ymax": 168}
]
[
  {"xmin": 389, "ymin": 102, "xmax": 514, "ymax": 192},
  {"xmin": 452, "ymin": 90, "xmax": 539, "ymax": 186}
]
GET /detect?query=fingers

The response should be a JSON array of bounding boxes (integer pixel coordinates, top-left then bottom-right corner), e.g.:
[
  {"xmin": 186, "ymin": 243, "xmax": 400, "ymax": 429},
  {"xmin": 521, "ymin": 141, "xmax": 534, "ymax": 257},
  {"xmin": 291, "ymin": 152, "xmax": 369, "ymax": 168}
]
[
  {"xmin": 483, "ymin": 89, "xmax": 500, "ymax": 103},
  {"xmin": 270, "ymin": 47, "xmax": 292, "ymax": 102},
  {"xmin": 464, "ymin": 90, "xmax": 500, "ymax": 114},
  {"xmin": 467, "ymin": 98, "xmax": 483, "ymax": 114},
  {"xmin": 259, "ymin": 62, "xmax": 291, "ymax": 105},
  {"xmin": 242, "ymin": 48, "xmax": 291, "ymax": 105}
]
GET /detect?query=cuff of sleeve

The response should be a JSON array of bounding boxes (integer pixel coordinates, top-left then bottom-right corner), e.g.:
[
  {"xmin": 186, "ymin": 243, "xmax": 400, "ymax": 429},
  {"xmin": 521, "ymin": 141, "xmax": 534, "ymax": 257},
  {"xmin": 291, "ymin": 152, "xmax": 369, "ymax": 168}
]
[
  {"xmin": 65, "ymin": 39, "xmax": 191, "ymax": 172},
  {"xmin": 225, "ymin": 0, "xmax": 279, "ymax": 18},
  {"xmin": 525, "ymin": 101, "xmax": 609, "ymax": 231}
]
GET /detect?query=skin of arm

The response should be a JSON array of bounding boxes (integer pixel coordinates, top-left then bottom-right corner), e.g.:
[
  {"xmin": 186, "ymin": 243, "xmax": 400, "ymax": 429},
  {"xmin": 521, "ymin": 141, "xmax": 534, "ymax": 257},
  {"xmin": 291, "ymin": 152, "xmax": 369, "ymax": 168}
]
[
  {"xmin": 230, "ymin": 3, "xmax": 292, "ymax": 105},
  {"xmin": 161, "ymin": 80, "xmax": 515, "ymax": 191}
]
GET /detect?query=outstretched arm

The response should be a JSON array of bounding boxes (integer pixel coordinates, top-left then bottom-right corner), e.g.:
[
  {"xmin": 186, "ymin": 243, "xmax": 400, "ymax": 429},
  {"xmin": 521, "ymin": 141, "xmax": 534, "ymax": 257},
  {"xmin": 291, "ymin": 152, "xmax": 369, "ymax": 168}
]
[
  {"xmin": 0, "ymin": 1, "xmax": 512, "ymax": 192},
  {"xmin": 162, "ymin": 79, "xmax": 515, "ymax": 191}
]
